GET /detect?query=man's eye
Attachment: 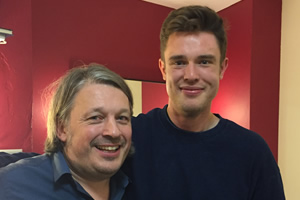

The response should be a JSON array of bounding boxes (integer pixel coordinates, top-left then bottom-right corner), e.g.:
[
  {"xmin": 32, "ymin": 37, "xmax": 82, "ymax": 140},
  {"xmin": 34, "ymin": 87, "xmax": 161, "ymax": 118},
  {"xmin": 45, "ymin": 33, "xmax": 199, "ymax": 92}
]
[
  {"xmin": 174, "ymin": 61, "xmax": 186, "ymax": 65},
  {"xmin": 88, "ymin": 115, "xmax": 103, "ymax": 121},
  {"xmin": 200, "ymin": 60, "xmax": 209, "ymax": 65},
  {"xmin": 170, "ymin": 60, "xmax": 186, "ymax": 66},
  {"xmin": 117, "ymin": 116, "xmax": 130, "ymax": 124}
]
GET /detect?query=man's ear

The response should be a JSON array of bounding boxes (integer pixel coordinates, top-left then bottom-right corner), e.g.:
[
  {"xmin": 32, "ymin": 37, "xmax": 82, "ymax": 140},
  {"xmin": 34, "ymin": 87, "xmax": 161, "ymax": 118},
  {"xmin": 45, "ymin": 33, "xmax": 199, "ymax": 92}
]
[
  {"xmin": 220, "ymin": 57, "xmax": 229, "ymax": 80},
  {"xmin": 56, "ymin": 121, "xmax": 68, "ymax": 142},
  {"xmin": 159, "ymin": 58, "xmax": 166, "ymax": 81}
]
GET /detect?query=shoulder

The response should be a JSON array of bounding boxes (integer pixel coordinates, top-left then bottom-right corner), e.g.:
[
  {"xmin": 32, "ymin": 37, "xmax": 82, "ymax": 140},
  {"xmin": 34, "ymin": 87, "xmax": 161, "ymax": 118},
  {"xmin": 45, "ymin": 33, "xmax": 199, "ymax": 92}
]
[
  {"xmin": 217, "ymin": 116, "xmax": 273, "ymax": 156},
  {"xmin": 131, "ymin": 107, "xmax": 165, "ymax": 131},
  {"xmin": 0, "ymin": 154, "xmax": 63, "ymax": 199},
  {"xmin": 220, "ymin": 117, "xmax": 265, "ymax": 141},
  {"xmin": 0, "ymin": 154, "xmax": 51, "ymax": 181},
  {"xmin": 0, "ymin": 152, "xmax": 39, "ymax": 168},
  {"xmin": 0, "ymin": 154, "xmax": 52, "ymax": 196},
  {"xmin": 132, "ymin": 107, "xmax": 163, "ymax": 122}
]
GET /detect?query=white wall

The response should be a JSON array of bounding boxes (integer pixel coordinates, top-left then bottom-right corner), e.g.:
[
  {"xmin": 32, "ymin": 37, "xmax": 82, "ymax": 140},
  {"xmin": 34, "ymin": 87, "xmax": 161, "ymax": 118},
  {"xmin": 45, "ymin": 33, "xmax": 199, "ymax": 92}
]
[
  {"xmin": 125, "ymin": 80, "xmax": 142, "ymax": 116},
  {"xmin": 279, "ymin": 0, "xmax": 300, "ymax": 199}
]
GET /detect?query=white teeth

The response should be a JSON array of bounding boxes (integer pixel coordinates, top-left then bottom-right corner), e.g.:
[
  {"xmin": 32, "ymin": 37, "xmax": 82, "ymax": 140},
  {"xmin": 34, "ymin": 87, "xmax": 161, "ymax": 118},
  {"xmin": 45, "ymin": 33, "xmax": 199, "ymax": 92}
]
[{"xmin": 97, "ymin": 146, "xmax": 119, "ymax": 151}]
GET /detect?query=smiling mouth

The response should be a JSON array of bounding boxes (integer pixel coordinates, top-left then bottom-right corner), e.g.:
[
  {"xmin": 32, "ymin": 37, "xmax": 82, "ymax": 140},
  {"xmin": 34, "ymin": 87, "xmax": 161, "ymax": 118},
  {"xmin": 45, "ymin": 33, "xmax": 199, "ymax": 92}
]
[
  {"xmin": 96, "ymin": 145, "xmax": 121, "ymax": 152},
  {"xmin": 181, "ymin": 87, "xmax": 203, "ymax": 95},
  {"xmin": 183, "ymin": 88, "xmax": 200, "ymax": 91}
]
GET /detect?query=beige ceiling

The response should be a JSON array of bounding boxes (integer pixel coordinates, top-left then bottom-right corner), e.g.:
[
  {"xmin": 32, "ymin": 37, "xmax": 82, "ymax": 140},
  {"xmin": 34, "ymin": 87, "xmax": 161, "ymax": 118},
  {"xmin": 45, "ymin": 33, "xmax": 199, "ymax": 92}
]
[{"xmin": 142, "ymin": 0, "xmax": 241, "ymax": 12}]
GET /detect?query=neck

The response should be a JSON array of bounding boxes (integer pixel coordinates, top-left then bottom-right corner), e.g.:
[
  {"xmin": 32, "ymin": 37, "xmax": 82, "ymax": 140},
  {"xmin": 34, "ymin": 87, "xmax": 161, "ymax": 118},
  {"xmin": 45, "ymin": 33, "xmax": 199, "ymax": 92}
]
[
  {"xmin": 167, "ymin": 106, "xmax": 219, "ymax": 132},
  {"xmin": 71, "ymin": 170, "xmax": 110, "ymax": 200}
]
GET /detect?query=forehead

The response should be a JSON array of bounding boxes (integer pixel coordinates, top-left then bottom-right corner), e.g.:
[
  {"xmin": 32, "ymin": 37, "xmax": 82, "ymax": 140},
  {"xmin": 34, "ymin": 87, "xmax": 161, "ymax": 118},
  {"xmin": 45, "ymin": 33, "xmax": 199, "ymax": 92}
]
[
  {"xmin": 72, "ymin": 83, "xmax": 129, "ymax": 111},
  {"xmin": 165, "ymin": 32, "xmax": 221, "ymax": 58}
]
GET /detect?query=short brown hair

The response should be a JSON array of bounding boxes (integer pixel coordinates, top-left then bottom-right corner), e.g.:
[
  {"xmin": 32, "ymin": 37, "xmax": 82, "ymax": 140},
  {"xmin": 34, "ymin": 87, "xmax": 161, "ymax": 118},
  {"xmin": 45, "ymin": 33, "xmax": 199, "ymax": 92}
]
[{"xmin": 160, "ymin": 5, "xmax": 227, "ymax": 63}]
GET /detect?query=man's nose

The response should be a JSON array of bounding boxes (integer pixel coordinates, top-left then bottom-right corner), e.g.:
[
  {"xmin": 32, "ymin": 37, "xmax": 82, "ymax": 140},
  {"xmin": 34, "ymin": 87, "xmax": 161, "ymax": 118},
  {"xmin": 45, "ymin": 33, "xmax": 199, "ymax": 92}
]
[
  {"xmin": 184, "ymin": 64, "xmax": 199, "ymax": 81},
  {"xmin": 102, "ymin": 117, "xmax": 121, "ymax": 138}
]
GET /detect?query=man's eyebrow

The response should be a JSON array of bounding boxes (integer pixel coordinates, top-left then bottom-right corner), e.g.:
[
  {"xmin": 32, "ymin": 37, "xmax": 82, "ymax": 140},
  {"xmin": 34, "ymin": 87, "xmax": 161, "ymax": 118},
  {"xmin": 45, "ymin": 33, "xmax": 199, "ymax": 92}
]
[
  {"xmin": 82, "ymin": 107, "xmax": 131, "ymax": 118},
  {"xmin": 82, "ymin": 107, "xmax": 103, "ymax": 118},
  {"xmin": 197, "ymin": 54, "xmax": 216, "ymax": 60},
  {"xmin": 117, "ymin": 108, "xmax": 131, "ymax": 115},
  {"xmin": 168, "ymin": 55, "xmax": 186, "ymax": 61}
]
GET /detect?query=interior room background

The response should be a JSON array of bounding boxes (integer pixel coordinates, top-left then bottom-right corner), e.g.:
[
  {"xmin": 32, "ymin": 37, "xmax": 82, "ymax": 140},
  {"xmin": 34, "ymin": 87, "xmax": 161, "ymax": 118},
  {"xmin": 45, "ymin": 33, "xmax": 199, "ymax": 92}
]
[{"xmin": 1, "ymin": 0, "xmax": 298, "ymax": 199}]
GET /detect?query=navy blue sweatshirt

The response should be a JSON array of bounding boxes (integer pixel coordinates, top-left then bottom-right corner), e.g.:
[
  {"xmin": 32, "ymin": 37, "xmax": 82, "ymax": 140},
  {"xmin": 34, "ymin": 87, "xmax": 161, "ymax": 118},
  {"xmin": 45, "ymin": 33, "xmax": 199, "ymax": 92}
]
[{"xmin": 122, "ymin": 105, "xmax": 285, "ymax": 200}]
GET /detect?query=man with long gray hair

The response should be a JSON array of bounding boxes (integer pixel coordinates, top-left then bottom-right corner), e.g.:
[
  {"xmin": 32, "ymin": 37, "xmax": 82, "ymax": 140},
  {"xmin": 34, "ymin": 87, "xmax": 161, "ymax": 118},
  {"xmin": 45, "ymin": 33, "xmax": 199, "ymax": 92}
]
[{"xmin": 0, "ymin": 64, "xmax": 133, "ymax": 200}]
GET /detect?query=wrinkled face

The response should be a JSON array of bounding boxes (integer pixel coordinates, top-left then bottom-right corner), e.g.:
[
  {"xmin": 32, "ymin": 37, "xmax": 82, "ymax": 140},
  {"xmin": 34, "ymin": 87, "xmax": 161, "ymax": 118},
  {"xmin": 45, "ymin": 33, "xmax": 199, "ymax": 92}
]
[
  {"xmin": 57, "ymin": 83, "xmax": 132, "ymax": 180},
  {"xmin": 159, "ymin": 32, "xmax": 228, "ymax": 117}
]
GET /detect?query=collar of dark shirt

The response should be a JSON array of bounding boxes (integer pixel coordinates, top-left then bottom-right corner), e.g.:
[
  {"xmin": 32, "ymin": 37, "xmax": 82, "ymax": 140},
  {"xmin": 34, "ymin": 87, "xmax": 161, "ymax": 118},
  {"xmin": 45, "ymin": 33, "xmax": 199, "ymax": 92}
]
[{"xmin": 51, "ymin": 151, "xmax": 129, "ymax": 200}]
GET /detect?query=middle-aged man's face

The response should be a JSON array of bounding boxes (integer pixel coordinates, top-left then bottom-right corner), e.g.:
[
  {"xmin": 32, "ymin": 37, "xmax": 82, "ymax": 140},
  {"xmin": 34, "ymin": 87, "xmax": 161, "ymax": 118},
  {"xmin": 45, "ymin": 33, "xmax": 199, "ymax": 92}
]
[
  {"xmin": 159, "ymin": 32, "xmax": 228, "ymax": 117},
  {"xmin": 58, "ymin": 83, "xmax": 132, "ymax": 180}
]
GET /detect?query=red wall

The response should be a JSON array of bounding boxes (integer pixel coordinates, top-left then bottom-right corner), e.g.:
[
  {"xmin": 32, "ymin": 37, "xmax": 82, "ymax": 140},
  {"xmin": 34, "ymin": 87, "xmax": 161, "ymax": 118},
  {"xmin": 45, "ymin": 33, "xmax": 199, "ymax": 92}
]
[
  {"xmin": 31, "ymin": 0, "xmax": 173, "ymax": 153},
  {"xmin": 0, "ymin": 0, "xmax": 33, "ymax": 152},
  {"xmin": 213, "ymin": 0, "xmax": 253, "ymax": 129},
  {"xmin": 142, "ymin": 82, "xmax": 168, "ymax": 114},
  {"xmin": 250, "ymin": 0, "xmax": 281, "ymax": 160},
  {"xmin": 0, "ymin": 0, "xmax": 281, "ymax": 160},
  {"xmin": 218, "ymin": 0, "xmax": 281, "ymax": 159}
]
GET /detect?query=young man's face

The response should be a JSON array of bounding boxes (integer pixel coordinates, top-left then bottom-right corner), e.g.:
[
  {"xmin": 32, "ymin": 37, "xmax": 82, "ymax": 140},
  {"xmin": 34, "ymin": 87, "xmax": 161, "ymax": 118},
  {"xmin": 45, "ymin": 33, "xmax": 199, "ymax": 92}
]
[
  {"xmin": 159, "ymin": 32, "xmax": 228, "ymax": 117},
  {"xmin": 58, "ymin": 83, "xmax": 132, "ymax": 180}
]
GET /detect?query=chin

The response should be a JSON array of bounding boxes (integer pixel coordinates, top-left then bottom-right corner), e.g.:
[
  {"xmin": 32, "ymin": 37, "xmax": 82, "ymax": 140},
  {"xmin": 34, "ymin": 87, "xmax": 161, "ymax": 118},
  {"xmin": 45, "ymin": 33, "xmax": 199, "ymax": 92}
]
[
  {"xmin": 182, "ymin": 104, "xmax": 205, "ymax": 114},
  {"xmin": 98, "ymin": 160, "xmax": 122, "ymax": 174},
  {"xmin": 95, "ymin": 166, "xmax": 120, "ymax": 176}
]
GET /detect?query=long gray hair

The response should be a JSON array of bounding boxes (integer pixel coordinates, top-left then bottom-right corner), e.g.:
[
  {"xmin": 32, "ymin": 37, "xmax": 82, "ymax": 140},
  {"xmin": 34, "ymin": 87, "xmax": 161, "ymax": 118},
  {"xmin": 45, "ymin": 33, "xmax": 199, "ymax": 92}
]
[{"xmin": 44, "ymin": 64, "xmax": 133, "ymax": 153}]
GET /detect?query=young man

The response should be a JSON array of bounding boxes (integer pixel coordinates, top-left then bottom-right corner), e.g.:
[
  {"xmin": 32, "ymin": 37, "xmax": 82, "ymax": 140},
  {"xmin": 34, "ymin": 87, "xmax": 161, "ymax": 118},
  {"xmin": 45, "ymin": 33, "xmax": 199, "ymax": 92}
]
[
  {"xmin": 0, "ymin": 64, "xmax": 133, "ymax": 200},
  {"xmin": 122, "ymin": 5, "xmax": 285, "ymax": 199}
]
